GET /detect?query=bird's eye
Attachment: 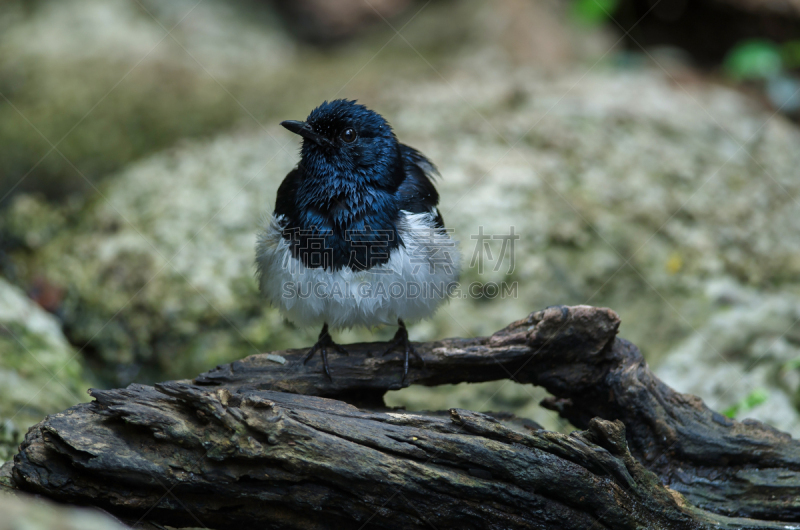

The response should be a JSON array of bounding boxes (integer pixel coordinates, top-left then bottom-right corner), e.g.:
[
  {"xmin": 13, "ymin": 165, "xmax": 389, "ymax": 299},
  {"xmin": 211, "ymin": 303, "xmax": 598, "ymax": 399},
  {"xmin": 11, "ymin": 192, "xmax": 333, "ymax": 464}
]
[{"xmin": 340, "ymin": 128, "xmax": 357, "ymax": 143}]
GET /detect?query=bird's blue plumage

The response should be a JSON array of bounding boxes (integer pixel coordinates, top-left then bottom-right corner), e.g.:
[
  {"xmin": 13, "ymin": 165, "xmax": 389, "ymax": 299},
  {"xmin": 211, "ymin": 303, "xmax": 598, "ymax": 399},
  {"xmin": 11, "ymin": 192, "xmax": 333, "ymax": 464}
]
[{"xmin": 274, "ymin": 99, "xmax": 442, "ymax": 271}]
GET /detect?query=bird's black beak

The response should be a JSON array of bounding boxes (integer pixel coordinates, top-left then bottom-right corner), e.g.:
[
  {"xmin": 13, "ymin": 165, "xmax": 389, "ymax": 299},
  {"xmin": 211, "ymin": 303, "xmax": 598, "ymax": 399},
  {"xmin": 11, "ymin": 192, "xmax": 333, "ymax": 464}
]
[{"xmin": 281, "ymin": 120, "xmax": 331, "ymax": 147}]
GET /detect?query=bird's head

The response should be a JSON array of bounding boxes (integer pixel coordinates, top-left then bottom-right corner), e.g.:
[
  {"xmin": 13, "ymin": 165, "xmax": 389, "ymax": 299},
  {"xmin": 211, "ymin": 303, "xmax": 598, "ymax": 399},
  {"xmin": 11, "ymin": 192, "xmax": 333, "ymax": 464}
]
[{"xmin": 281, "ymin": 99, "xmax": 400, "ymax": 188}]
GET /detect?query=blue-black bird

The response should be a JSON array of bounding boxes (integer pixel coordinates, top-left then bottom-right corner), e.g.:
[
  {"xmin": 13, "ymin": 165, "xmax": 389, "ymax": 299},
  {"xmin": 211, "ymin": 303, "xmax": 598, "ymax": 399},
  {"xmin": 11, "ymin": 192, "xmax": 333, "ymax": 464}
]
[{"xmin": 256, "ymin": 99, "xmax": 459, "ymax": 381}]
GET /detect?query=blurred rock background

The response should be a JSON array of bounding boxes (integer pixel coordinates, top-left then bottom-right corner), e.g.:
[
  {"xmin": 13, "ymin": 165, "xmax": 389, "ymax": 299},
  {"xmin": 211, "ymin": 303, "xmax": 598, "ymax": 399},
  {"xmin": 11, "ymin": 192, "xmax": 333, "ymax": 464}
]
[
  {"xmin": 1, "ymin": 0, "xmax": 799, "ymax": 483},
  {"xmin": 1, "ymin": 459, "xmax": 132, "ymax": 529}
]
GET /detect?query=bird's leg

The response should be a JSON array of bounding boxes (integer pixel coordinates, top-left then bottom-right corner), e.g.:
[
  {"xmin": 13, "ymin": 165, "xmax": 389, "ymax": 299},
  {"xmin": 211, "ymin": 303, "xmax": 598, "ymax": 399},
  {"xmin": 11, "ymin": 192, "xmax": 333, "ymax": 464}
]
[
  {"xmin": 382, "ymin": 318, "xmax": 424, "ymax": 383},
  {"xmin": 303, "ymin": 323, "xmax": 348, "ymax": 380}
]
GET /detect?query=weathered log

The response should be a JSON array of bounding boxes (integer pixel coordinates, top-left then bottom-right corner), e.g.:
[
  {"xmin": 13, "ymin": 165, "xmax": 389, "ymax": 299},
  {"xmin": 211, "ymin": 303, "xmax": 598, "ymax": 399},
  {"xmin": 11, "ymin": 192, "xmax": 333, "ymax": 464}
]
[
  {"xmin": 10, "ymin": 383, "xmax": 799, "ymax": 530},
  {"xmin": 197, "ymin": 304, "xmax": 800, "ymax": 522},
  {"xmin": 10, "ymin": 305, "xmax": 800, "ymax": 528}
]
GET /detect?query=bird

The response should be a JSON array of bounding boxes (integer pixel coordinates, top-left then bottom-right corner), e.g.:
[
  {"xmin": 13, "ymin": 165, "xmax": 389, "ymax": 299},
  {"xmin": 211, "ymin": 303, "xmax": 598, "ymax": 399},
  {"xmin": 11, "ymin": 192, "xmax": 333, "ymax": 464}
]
[{"xmin": 255, "ymin": 99, "xmax": 459, "ymax": 382}]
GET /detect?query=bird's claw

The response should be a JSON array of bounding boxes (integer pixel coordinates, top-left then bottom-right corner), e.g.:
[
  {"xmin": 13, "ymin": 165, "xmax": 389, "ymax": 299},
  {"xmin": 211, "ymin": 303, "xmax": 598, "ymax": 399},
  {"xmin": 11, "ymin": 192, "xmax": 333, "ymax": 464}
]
[
  {"xmin": 382, "ymin": 321, "xmax": 424, "ymax": 383},
  {"xmin": 304, "ymin": 324, "xmax": 348, "ymax": 381}
]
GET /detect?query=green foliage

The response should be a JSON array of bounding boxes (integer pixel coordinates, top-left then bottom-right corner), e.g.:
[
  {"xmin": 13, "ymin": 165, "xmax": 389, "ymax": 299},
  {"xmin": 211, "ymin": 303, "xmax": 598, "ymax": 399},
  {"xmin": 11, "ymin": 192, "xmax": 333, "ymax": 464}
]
[
  {"xmin": 723, "ymin": 388, "xmax": 769, "ymax": 419},
  {"xmin": 782, "ymin": 41, "xmax": 800, "ymax": 70},
  {"xmin": 724, "ymin": 40, "xmax": 783, "ymax": 80},
  {"xmin": 569, "ymin": 0, "xmax": 620, "ymax": 25}
]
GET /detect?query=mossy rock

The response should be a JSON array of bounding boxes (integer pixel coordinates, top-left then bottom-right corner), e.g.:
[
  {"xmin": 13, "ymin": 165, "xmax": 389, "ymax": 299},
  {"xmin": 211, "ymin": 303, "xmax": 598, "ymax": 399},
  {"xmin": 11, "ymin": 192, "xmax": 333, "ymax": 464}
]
[
  {"xmin": 0, "ymin": 491, "xmax": 128, "ymax": 530},
  {"xmin": 0, "ymin": 0, "xmax": 292, "ymax": 201},
  {"xmin": 0, "ymin": 277, "xmax": 91, "ymax": 462},
  {"xmin": 658, "ymin": 279, "xmax": 800, "ymax": 436},
  {"xmin": 2, "ymin": 129, "xmax": 301, "ymax": 385}
]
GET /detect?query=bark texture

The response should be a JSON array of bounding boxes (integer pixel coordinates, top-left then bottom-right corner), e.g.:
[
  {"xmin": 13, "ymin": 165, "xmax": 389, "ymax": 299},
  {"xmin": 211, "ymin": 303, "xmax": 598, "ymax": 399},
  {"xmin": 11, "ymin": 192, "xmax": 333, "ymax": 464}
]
[{"xmin": 11, "ymin": 305, "xmax": 800, "ymax": 529}]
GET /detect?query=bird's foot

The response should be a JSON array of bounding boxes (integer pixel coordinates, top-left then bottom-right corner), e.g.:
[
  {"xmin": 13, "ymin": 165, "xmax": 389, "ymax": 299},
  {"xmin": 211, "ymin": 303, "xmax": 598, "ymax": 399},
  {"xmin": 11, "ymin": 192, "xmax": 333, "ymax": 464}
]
[
  {"xmin": 304, "ymin": 324, "xmax": 348, "ymax": 381},
  {"xmin": 382, "ymin": 320, "xmax": 424, "ymax": 383}
]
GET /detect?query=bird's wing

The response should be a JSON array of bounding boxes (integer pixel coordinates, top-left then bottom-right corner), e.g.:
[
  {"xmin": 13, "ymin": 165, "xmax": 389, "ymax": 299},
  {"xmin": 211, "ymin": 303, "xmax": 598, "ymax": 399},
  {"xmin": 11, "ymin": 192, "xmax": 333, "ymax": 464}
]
[
  {"xmin": 274, "ymin": 167, "xmax": 301, "ymax": 219},
  {"xmin": 396, "ymin": 143, "xmax": 445, "ymax": 227}
]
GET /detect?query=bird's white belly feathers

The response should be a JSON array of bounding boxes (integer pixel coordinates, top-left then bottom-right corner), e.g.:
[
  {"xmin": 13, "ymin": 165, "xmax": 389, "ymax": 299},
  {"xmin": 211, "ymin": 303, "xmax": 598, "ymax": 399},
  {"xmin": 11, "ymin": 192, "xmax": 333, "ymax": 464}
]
[{"xmin": 255, "ymin": 211, "xmax": 460, "ymax": 329}]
